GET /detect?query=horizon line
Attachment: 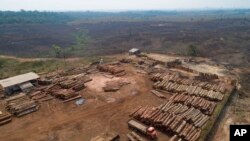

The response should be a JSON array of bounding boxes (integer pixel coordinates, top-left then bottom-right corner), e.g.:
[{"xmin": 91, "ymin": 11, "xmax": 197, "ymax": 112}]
[{"xmin": 1, "ymin": 7, "xmax": 250, "ymax": 12}]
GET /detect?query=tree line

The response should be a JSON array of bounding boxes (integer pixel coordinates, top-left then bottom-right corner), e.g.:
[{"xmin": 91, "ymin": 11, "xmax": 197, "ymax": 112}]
[{"xmin": 0, "ymin": 10, "xmax": 72, "ymax": 24}]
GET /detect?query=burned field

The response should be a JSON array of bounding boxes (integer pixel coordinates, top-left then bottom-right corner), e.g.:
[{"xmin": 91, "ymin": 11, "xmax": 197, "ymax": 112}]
[{"xmin": 0, "ymin": 53, "xmax": 236, "ymax": 141}]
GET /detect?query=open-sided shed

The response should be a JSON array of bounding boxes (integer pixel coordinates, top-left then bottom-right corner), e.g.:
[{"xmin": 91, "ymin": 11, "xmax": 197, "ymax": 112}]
[{"xmin": 0, "ymin": 72, "xmax": 39, "ymax": 95}]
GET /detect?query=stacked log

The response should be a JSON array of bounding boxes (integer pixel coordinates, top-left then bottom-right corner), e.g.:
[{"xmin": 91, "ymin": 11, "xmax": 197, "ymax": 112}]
[
  {"xmin": 154, "ymin": 81, "xmax": 224, "ymax": 101},
  {"xmin": 5, "ymin": 93, "xmax": 39, "ymax": 117},
  {"xmin": 151, "ymin": 73, "xmax": 227, "ymax": 93},
  {"xmin": 77, "ymin": 76, "xmax": 92, "ymax": 83},
  {"xmin": 97, "ymin": 64, "xmax": 125, "ymax": 75},
  {"xmin": 44, "ymin": 74, "xmax": 92, "ymax": 100},
  {"xmin": 150, "ymin": 73, "xmax": 179, "ymax": 82},
  {"xmin": 170, "ymin": 94, "xmax": 217, "ymax": 115},
  {"xmin": 127, "ymin": 131, "xmax": 144, "ymax": 141},
  {"xmin": 159, "ymin": 102, "xmax": 209, "ymax": 127},
  {"xmin": 0, "ymin": 101, "xmax": 12, "ymax": 126},
  {"xmin": 51, "ymin": 89, "xmax": 78, "ymax": 100},
  {"xmin": 120, "ymin": 58, "xmax": 132, "ymax": 63},
  {"xmin": 38, "ymin": 79, "xmax": 52, "ymax": 85},
  {"xmin": 0, "ymin": 111, "xmax": 12, "ymax": 126},
  {"xmin": 151, "ymin": 90, "xmax": 166, "ymax": 99},
  {"xmin": 103, "ymin": 80, "xmax": 130, "ymax": 92},
  {"xmin": 166, "ymin": 59, "xmax": 182, "ymax": 68},
  {"xmin": 0, "ymin": 85, "xmax": 4, "ymax": 98},
  {"xmin": 59, "ymin": 79, "xmax": 79, "ymax": 89},
  {"xmin": 29, "ymin": 91, "xmax": 54, "ymax": 103},
  {"xmin": 195, "ymin": 73, "xmax": 219, "ymax": 81},
  {"xmin": 72, "ymin": 82, "xmax": 85, "ymax": 91},
  {"xmin": 130, "ymin": 105, "xmax": 203, "ymax": 141}
]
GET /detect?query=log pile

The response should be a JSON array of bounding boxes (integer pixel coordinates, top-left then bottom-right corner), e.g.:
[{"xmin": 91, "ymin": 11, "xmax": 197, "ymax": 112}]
[
  {"xmin": 29, "ymin": 91, "xmax": 54, "ymax": 103},
  {"xmin": 103, "ymin": 83, "xmax": 120, "ymax": 92},
  {"xmin": 153, "ymin": 81, "xmax": 224, "ymax": 101},
  {"xmin": 59, "ymin": 79, "xmax": 79, "ymax": 89},
  {"xmin": 195, "ymin": 73, "xmax": 219, "ymax": 81},
  {"xmin": 5, "ymin": 93, "xmax": 39, "ymax": 117},
  {"xmin": 97, "ymin": 64, "xmax": 125, "ymax": 75},
  {"xmin": 0, "ymin": 103, "xmax": 12, "ymax": 126},
  {"xmin": 150, "ymin": 73, "xmax": 227, "ymax": 93},
  {"xmin": 170, "ymin": 94, "xmax": 217, "ymax": 115},
  {"xmin": 38, "ymin": 79, "xmax": 52, "ymax": 85},
  {"xmin": 159, "ymin": 101, "xmax": 210, "ymax": 127},
  {"xmin": 0, "ymin": 85, "xmax": 4, "ymax": 98},
  {"xmin": 130, "ymin": 105, "xmax": 204, "ymax": 141},
  {"xmin": 127, "ymin": 131, "xmax": 144, "ymax": 141},
  {"xmin": 166, "ymin": 59, "xmax": 182, "ymax": 68},
  {"xmin": 150, "ymin": 73, "xmax": 180, "ymax": 82},
  {"xmin": 0, "ymin": 111, "xmax": 11, "ymax": 126},
  {"xmin": 42, "ymin": 74, "xmax": 92, "ymax": 101},
  {"xmin": 103, "ymin": 80, "xmax": 130, "ymax": 92},
  {"xmin": 120, "ymin": 58, "xmax": 132, "ymax": 63},
  {"xmin": 51, "ymin": 89, "xmax": 78, "ymax": 100},
  {"xmin": 151, "ymin": 90, "xmax": 166, "ymax": 99}
]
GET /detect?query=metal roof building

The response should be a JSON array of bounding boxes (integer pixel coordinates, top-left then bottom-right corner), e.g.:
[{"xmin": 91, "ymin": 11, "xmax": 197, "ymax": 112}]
[
  {"xmin": 0, "ymin": 72, "xmax": 39, "ymax": 95},
  {"xmin": 129, "ymin": 48, "xmax": 141, "ymax": 55}
]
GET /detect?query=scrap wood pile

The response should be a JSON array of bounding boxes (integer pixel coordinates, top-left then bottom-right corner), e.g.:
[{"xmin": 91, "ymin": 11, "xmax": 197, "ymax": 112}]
[
  {"xmin": 29, "ymin": 90, "xmax": 54, "ymax": 102},
  {"xmin": 97, "ymin": 64, "xmax": 126, "ymax": 76},
  {"xmin": 5, "ymin": 93, "xmax": 39, "ymax": 117},
  {"xmin": 170, "ymin": 94, "xmax": 216, "ymax": 115},
  {"xmin": 0, "ymin": 104, "xmax": 12, "ymax": 126}
]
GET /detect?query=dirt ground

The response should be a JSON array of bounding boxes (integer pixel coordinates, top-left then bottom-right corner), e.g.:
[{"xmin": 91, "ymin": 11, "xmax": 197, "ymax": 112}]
[
  {"xmin": 0, "ymin": 63, "xmax": 171, "ymax": 141},
  {"xmin": 147, "ymin": 53, "xmax": 228, "ymax": 76}
]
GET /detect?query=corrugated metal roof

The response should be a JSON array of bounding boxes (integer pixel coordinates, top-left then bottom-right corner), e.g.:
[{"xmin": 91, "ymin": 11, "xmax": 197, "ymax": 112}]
[
  {"xmin": 0, "ymin": 72, "xmax": 39, "ymax": 88},
  {"xmin": 129, "ymin": 48, "xmax": 140, "ymax": 53}
]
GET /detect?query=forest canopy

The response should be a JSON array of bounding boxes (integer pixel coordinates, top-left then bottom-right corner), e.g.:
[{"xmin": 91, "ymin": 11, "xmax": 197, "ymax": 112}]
[{"xmin": 0, "ymin": 10, "xmax": 72, "ymax": 24}]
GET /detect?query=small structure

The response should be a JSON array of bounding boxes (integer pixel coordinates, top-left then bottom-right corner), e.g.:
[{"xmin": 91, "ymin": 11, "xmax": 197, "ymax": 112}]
[
  {"xmin": 0, "ymin": 72, "xmax": 39, "ymax": 95},
  {"xmin": 129, "ymin": 48, "xmax": 141, "ymax": 55}
]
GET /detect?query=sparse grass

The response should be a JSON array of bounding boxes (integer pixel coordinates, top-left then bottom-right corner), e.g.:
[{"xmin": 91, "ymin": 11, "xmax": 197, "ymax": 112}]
[
  {"xmin": 0, "ymin": 58, "xmax": 65, "ymax": 79},
  {"xmin": 0, "ymin": 55, "xmax": 117, "ymax": 79}
]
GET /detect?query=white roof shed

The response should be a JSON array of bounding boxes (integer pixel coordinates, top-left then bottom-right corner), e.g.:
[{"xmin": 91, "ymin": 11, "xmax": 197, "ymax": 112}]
[
  {"xmin": 129, "ymin": 48, "xmax": 140, "ymax": 53},
  {"xmin": 0, "ymin": 72, "xmax": 39, "ymax": 88}
]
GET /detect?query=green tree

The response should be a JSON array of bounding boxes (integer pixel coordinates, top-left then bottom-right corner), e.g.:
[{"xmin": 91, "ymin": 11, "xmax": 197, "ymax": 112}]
[
  {"xmin": 52, "ymin": 44, "xmax": 62, "ymax": 58},
  {"xmin": 75, "ymin": 30, "xmax": 89, "ymax": 45},
  {"xmin": 188, "ymin": 45, "xmax": 197, "ymax": 57},
  {"xmin": 0, "ymin": 59, "xmax": 5, "ymax": 68}
]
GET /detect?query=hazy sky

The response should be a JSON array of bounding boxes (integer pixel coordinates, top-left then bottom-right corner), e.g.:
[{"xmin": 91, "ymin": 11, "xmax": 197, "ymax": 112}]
[{"xmin": 1, "ymin": 0, "xmax": 250, "ymax": 11}]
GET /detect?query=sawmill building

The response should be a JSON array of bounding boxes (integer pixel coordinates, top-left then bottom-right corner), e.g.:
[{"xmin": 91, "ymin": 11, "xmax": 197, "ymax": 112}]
[{"xmin": 0, "ymin": 72, "xmax": 39, "ymax": 95}]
